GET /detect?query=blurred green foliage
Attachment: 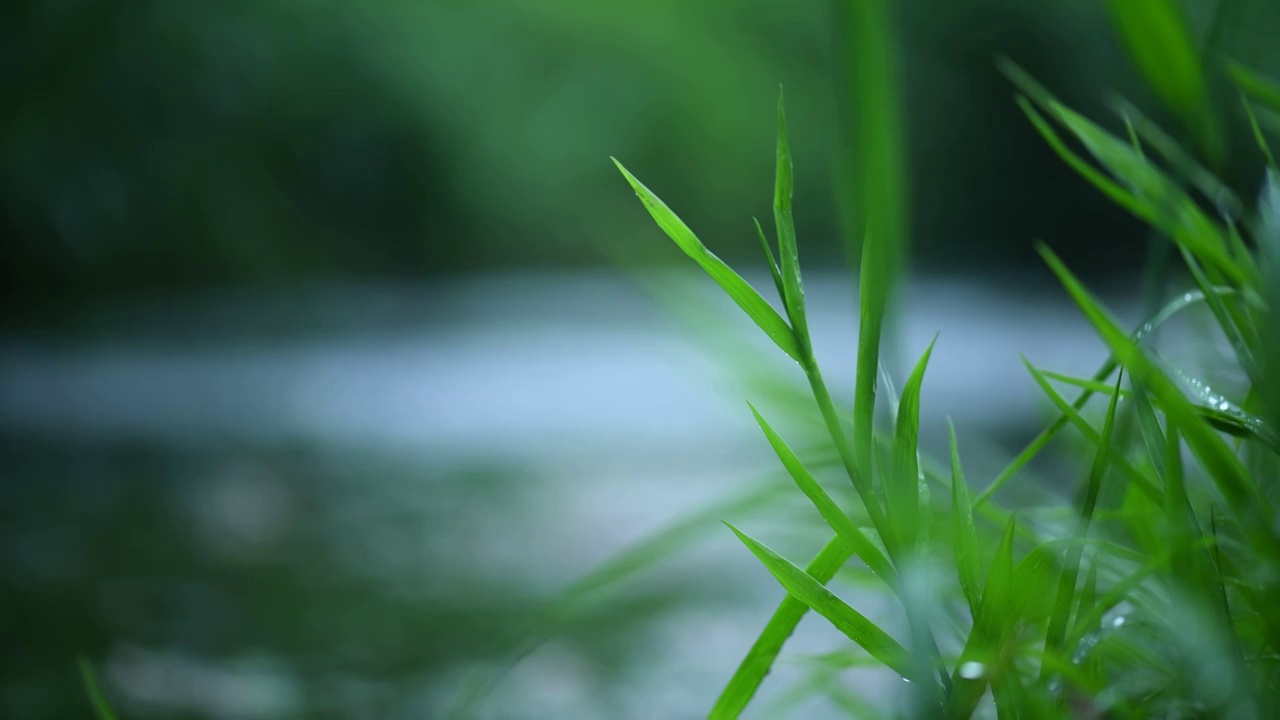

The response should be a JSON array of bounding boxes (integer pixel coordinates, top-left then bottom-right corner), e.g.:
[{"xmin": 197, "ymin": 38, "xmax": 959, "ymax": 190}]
[{"xmin": 5, "ymin": 0, "xmax": 1280, "ymax": 325}]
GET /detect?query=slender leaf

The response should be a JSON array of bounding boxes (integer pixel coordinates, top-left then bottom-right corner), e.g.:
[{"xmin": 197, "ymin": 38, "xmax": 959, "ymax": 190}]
[
  {"xmin": 748, "ymin": 403, "xmax": 896, "ymax": 586},
  {"xmin": 1227, "ymin": 60, "xmax": 1280, "ymax": 114},
  {"xmin": 1043, "ymin": 372, "xmax": 1123, "ymax": 672},
  {"xmin": 1102, "ymin": 0, "xmax": 1220, "ymax": 160},
  {"xmin": 949, "ymin": 420, "xmax": 981, "ymax": 618},
  {"xmin": 613, "ymin": 159, "xmax": 802, "ymax": 362},
  {"xmin": 78, "ymin": 657, "xmax": 119, "ymax": 720},
  {"xmin": 773, "ymin": 88, "xmax": 809, "ymax": 350},
  {"xmin": 726, "ymin": 525, "xmax": 912, "ymax": 678},
  {"xmin": 888, "ymin": 335, "xmax": 937, "ymax": 550},
  {"xmin": 1039, "ymin": 243, "xmax": 1275, "ymax": 551},
  {"xmin": 753, "ymin": 217, "xmax": 786, "ymax": 304},
  {"xmin": 709, "ymin": 535, "xmax": 854, "ymax": 719},
  {"xmin": 1022, "ymin": 358, "xmax": 1161, "ymax": 503},
  {"xmin": 948, "ymin": 514, "xmax": 1018, "ymax": 720}
]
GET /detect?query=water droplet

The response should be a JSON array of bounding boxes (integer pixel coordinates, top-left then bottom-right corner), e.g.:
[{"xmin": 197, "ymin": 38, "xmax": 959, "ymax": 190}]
[
  {"xmin": 958, "ymin": 661, "xmax": 985, "ymax": 680},
  {"xmin": 901, "ymin": 676, "xmax": 912, "ymax": 683},
  {"xmin": 1218, "ymin": 400, "xmax": 1230, "ymax": 411},
  {"xmin": 1184, "ymin": 292, "xmax": 1194, "ymax": 302},
  {"xmin": 1112, "ymin": 615, "xmax": 1127, "ymax": 629}
]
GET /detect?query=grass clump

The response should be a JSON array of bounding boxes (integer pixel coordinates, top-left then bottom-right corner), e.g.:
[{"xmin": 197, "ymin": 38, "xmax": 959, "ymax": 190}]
[{"xmin": 605, "ymin": 10, "xmax": 1280, "ymax": 719}]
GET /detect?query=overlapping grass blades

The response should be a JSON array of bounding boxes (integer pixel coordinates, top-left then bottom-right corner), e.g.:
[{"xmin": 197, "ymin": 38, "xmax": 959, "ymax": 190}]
[{"xmin": 605, "ymin": 9, "xmax": 1280, "ymax": 715}]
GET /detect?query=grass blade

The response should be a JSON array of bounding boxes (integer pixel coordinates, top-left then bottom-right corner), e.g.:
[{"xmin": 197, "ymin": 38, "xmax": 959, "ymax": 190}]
[
  {"xmin": 1038, "ymin": 243, "xmax": 1275, "ymax": 549},
  {"xmin": 1130, "ymin": 379, "xmax": 1167, "ymax": 479},
  {"xmin": 948, "ymin": 514, "xmax": 1018, "ymax": 720},
  {"xmin": 748, "ymin": 403, "xmax": 896, "ymax": 586},
  {"xmin": 753, "ymin": 217, "xmax": 786, "ymax": 304},
  {"xmin": 1227, "ymin": 60, "xmax": 1280, "ymax": 114},
  {"xmin": 1102, "ymin": 0, "xmax": 1220, "ymax": 161},
  {"xmin": 1022, "ymin": 358, "xmax": 1161, "ymax": 503},
  {"xmin": 1043, "ymin": 372, "xmax": 1123, "ymax": 673},
  {"xmin": 773, "ymin": 88, "xmax": 809, "ymax": 351},
  {"xmin": 709, "ymin": 535, "xmax": 854, "ymax": 719},
  {"xmin": 612, "ymin": 159, "xmax": 802, "ymax": 362},
  {"xmin": 78, "ymin": 657, "xmax": 119, "ymax": 720},
  {"xmin": 726, "ymin": 525, "xmax": 912, "ymax": 678},
  {"xmin": 832, "ymin": 0, "xmax": 908, "ymax": 486},
  {"xmin": 949, "ymin": 420, "xmax": 981, "ymax": 618},
  {"xmin": 888, "ymin": 335, "xmax": 937, "ymax": 551},
  {"xmin": 1242, "ymin": 97, "xmax": 1278, "ymax": 171}
]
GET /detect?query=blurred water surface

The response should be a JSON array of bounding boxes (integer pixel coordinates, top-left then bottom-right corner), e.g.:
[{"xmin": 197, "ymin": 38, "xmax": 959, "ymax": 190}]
[{"xmin": 1, "ymin": 271, "xmax": 1204, "ymax": 718}]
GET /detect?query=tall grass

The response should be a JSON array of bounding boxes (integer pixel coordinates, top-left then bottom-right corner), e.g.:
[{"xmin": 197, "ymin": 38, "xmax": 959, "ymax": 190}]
[{"xmin": 602, "ymin": 1, "xmax": 1280, "ymax": 717}]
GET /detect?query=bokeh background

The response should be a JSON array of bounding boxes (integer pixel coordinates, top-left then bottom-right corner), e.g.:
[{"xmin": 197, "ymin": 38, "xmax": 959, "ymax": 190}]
[{"xmin": 3, "ymin": 1, "xmax": 1280, "ymax": 718}]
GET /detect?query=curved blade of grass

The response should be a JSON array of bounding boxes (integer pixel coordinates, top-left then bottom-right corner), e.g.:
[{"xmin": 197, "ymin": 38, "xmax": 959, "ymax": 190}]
[
  {"xmin": 748, "ymin": 403, "xmax": 896, "ymax": 586},
  {"xmin": 1177, "ymin": 246, "xmax": 1260, "ymax": 379},
  {"xmin": 1242, "ymin": 97, "xmax": 1278, "ymax": 171},
  {"xmin": 1043, "ymin": 372, "xmax": 1123, "ymax": 675},
  {"xmin": 1038, "ymin": 243, "xmax": 1276, "ymax": 549},
  {"xmin": 1227, "ymin": 60, "xmax": 1280, "ymax": 114},
  {"xmin": 949, "ymin": 420, "xmax": 981, "ymax": 618},
  {"xmin": 78, "ymin": 657, "xmax": 119, "ymax": 720},
  {"xmin": 709, "ymin": 535, "xmax": 854, "ymax": 719},
  {"xmin": 726, "ymin": 525, "xmax": 912, "ymax": 677},
  {"xmin": 753, "ymin": 217, "xmax": 786, "ymax": 304},
  {"xmin": 1112, "ymin": 98, "xmax": 1235, "ymax": 214},
  {"xmin": 888, "ymin": 334, "xmax": 937, "ymax": 551},
  {"xmin": 773, "ymin": 87, "xmax": 809, "ymax": 350},
  {"xmin": 612, "ymin": 159, "xmax": 802, "ymax": 363},
  {"xmin": 1040, "ymin": 366, "xmax": 1280, "ymax": 453},
  {"xmin": 1102, "ymin": 0, "xmax": 1219, "ymax": 161},
  {"xmin": 1130, "ymin": 379, "xmax": 1167, "ymax": 479},
  {"xmin": 973, "ymin": 280, "xmax": 1212, "ymax": 505},
  {"xmin": 1022, "ymin": 358, "xmax": 1161, "ymax": 503}
]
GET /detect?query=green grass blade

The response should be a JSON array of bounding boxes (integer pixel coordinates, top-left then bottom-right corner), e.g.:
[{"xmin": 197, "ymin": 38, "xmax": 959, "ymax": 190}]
[
  {"xmin": 1227, "ymin": 60, "xmax": 1280, "ymax": 114},
  {"xmin": 1242, "ymin": 97, "xmax": 1278, "ymax": 171},
  {"xmin": 1130, "ymin": 379, "xmax": 1167, "ymax": 479},
  {"xmin": 1163, "ymin": 422, "xmax": 1203, "ymax": 590},
  {"xmin": 1074, "ymin": 557, "xmax": 1099, "ymax": 640},
  {"xmin": 78, "ymin": 657, "xmax": 119, "ymax": 720},
  {"xmin": 753, "ymin": 217, "xmax": 786, "ymax": 304},
  {"xmin": 974, "ymin": 284, "xmax": 1227, "ymax": 506},
  {"xmin": 949, "ymin": 420, "xmax": 981, "ymax": 618},
  {"xmin": 948, "ymin": 514, "xmax": 1018, "ymax": 720},
  {"xmin": 773, "ymin": 88, "xmax": 809, "ymax": 351},
  {"xmin": 1022, "ymin": 358, "xmax": 1161, "ymax": 503},
  {"xmin": 709, "ymin": 535, "xmax": 854, "ymax": 719},
  {"xmin": 612, "ymin": 159, "xmax": 802, "ymax": 362},
  {"xmin": 1064, "ymin": 554, "xmax": 1166, "ymax": 651},
  {"xmin": 1043, "ymin": 372, "xmax": 1123, "ymax": 673},
  {"xmin": 748, "ymin": 403, "xmax": 896, "ymax": 586},
  {"xmin": 1038, "ymin": 243, "xmax": 1275, "ymax": 546},
  {"xmin": 888, "ymin": 335, "xmax": 937, "ymax": 551},
  {"xmin": 726, "ymin": 525, "xmax": 913, "ymax": 678},
  {"xmin": 1102, "ymin": 0, "xmax": 1219, "ymax": 160},
  {"xmin": 834, "ymin": 0, "xmax": 908, "ymax": 486}
]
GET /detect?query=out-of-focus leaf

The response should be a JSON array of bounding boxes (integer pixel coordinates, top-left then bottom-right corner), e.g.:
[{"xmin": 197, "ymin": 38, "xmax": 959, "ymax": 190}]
[
  {"xmin": 78, "ymin": 657, "xmax": 119, "ymax": 720},
  {"xmin": 1102, "ymin": 0, "xmax": 1220, "ymax": 161},
  {"xmin": 949, "ymin": 420, "xmax": 981, "ymax": 618}
]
